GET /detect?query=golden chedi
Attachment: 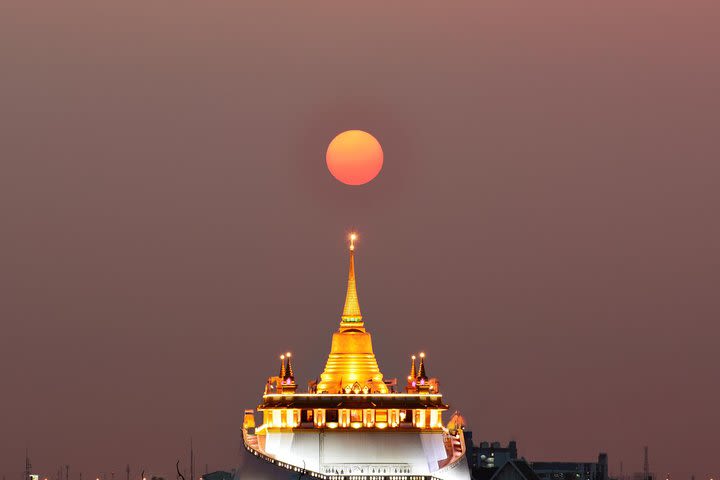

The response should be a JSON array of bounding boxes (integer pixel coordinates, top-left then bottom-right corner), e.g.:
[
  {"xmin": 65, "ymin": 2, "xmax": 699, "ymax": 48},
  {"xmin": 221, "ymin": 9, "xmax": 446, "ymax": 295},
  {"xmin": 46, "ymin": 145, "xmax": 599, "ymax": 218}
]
[{"xmin": 316, "ymin": 233, "xmax": 388, "ymax": 394}]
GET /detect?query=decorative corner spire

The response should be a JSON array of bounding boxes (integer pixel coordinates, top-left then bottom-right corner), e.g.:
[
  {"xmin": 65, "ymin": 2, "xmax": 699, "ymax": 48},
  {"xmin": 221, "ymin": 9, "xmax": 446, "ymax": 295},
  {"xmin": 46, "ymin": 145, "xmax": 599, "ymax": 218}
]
[
  {"xmin": 409, "ymin": 355, "xmax": 417, "ymax": 380},
  {"xmin": 341, "ymin": 232, "xmax": 362, "ymax": 323},
  {"xmin": 279, "ymin": 354, "xmax": 286, "ymax": 378},
  {"xmin": 285, "ymin": 352, "xmax": 294, "ymax": 381},
  {"xmin": 417, "ymin": 352, "xmax": 428, "ymax": 381}
]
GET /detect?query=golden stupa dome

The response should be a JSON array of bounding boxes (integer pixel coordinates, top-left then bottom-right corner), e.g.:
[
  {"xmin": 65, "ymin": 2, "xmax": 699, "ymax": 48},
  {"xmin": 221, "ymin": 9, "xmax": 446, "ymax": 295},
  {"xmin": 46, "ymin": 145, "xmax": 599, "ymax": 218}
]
[{"xmin": 315, "ymin": 233, "xmax": 388, "ymax": 394}]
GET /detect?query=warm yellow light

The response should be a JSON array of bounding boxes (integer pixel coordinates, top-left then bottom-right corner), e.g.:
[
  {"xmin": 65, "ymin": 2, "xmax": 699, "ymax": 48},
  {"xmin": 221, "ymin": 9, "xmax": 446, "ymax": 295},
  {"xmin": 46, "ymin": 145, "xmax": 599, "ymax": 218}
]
[
  {"xmin": 280, "ymin": 354, "xmax": 285, "ymax": 359},
  {"xmin": 326, "ymin": 422, "xmax": 338, "ymax": 429},
  {"xmin": 420, "ymin": 352, "xmax": 425, "ymax": 358},
  {"xmin": 412, "ymin": 355, "xmax": 416, "ymax": 359},
  {"xmin": 263, "ymin": 392, "xmax": 442, "ymax": 397},
  {"xmin": 286, "ymin": 352, "xmax": 291, "ymax": 357}
]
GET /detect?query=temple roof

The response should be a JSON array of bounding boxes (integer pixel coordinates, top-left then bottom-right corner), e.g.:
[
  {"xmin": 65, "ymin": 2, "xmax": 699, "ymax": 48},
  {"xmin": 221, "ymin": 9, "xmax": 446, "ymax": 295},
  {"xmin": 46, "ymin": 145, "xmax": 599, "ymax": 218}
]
[
  {"xmin": 447, "ymin": 410, "xmax": 467, "ymax": 432},
  {"xmin": 258, "ymin": 394, "xmax": 448, "ymax": 410}
]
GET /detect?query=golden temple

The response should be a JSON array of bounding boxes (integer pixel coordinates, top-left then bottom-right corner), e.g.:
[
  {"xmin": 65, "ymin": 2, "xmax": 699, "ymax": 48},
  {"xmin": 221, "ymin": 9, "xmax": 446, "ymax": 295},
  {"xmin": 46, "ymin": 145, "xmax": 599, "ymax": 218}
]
[
  {"xmin": 243, "ymin": 233, "xmax": 470, "ymax": 480},
  {"xmin": 241, "ymin": 232, "xmax": 469, "ymax": 480},
  {"xmin": 253, "ymin": 232, "xmax": 445, "ymax": 428}
]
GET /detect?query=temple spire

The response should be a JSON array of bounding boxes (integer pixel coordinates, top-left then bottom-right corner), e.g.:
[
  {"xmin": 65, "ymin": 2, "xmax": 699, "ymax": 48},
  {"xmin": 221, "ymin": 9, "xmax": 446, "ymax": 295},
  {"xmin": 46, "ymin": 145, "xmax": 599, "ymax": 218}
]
[
  {"xmin": 417, "ymin": 352, "xmax": 428, "ymax": 382},
  {"xmin": 409, "ymin": 355, "xmax": 417, "ymax": 379},
  {"xmin": 279, "ymin": 354, "xmax": 286, "ymax": 378},
  {"xmin": 285, "ymin": 352, "xmax": 294, "ymax": 381},
  {"xmin": 341, "ymin": 233, "xmax": 362, "ymax": 323}
]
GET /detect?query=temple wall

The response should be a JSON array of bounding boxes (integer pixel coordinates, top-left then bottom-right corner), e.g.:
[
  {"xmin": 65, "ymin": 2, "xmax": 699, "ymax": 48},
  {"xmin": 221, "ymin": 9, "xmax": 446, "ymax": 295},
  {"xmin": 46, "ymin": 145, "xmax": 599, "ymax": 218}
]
[
  {"xmin": 264, "ymin": 431, "xmax": 321, "ymax": 471},
  {"xmin": 262, "ymin": 430, "xmax": 453, "ymax": 475}
]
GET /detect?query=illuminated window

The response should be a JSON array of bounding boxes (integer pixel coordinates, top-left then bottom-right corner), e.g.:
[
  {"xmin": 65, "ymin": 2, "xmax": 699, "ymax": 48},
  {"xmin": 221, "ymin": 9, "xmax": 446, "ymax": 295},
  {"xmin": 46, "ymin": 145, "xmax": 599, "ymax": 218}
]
[
  {"xmin": 389, "ymin": 409, "xmax": 399, "ymax": 426},
  {"xmin": 375, "ymin": 410, "xmax": 388, "ymax": 422},
  {"xmin": 286, "ymin": 409, "xmax": 300, "ymax": 427},
  {"xmin": 430, "ymin": 409, "xmax": 440, "ymax": 427},
  {"xmin": 315, "ymin": 409, "xmax": 324, "ymax": 426},
  {"xmin": 415, "ymin": 410, "xmax": 425, "ymax": 427},
  {"xmin": 364, "ymin": 409, "xmax": 374, "ymax": 426},
  {"xmin": 351, "ymin": 409, "xmax": 363, "ymax": 422}
]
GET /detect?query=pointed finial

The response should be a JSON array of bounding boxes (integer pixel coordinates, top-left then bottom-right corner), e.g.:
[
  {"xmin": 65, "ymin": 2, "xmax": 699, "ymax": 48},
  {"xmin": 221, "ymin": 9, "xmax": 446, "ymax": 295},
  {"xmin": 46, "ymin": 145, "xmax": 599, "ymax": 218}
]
[
  {"xmin": 409, "ymin": 355, "xmax": 417, "ymax": 379},
  {"xmin": 417, "ymin": 352, "xmax": 428, "ymax": 382},
  {"xmin": 279, "ymin": 354, "xmax": 286, "ymax": 378},
  {"xmin": 341, "ymin": 232, "xmax": 362, "ymax": 323},
  {"xmin": 285, "ymin": 352, "xmax": 294, "ymax": 381}
]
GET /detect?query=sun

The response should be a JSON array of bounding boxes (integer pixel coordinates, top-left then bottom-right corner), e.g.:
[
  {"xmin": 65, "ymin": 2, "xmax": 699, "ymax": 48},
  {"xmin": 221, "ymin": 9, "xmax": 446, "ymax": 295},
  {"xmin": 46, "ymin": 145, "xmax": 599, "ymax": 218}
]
[{"xmin": 326, "ymin": 130, "xmax": 383, "ymax": 186}]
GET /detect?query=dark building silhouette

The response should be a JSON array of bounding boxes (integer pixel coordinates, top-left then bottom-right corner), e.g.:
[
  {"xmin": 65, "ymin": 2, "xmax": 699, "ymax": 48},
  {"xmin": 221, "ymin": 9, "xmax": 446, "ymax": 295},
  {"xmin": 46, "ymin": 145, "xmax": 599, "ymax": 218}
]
[
  {"xmin": 200, "ymin": 472, "xmax": 232, "ymax": 480},
  {"xmin": 475, "ymin": 441, "xmax": 519, "ymax": 470},
  {"xmin": 532, "ymin": 454, "xmax": 608, "ymax": 480},
  {"xmin": 489, "ymin": 460, "xmax": 541, "ymax": 480},
  {"xmin": 459, "ymin": 426, "xmax": 607, "ymax": 480}
]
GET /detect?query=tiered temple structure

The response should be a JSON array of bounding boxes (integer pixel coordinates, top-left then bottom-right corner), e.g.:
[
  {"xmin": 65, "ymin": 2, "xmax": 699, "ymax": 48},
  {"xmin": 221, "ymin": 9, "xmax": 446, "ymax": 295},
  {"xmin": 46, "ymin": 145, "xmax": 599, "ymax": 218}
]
[{"xmin": 240, "ymin": 233, "xmax": 470, "ymax": 480}]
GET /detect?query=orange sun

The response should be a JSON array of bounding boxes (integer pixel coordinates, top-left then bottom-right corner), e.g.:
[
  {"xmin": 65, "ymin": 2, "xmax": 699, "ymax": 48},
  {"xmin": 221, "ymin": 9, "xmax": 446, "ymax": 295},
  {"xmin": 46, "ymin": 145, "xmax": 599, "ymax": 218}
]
[{"xmin": 326, "ymin": 130, "xmax": 383, "ymax": 186}]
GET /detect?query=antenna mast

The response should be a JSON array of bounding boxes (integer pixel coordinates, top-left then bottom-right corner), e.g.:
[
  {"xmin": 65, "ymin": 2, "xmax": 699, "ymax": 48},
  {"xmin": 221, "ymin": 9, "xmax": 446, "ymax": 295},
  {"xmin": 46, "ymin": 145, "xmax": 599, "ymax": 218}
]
[
  {"xmin": 24, "ymin": 449, "xmax": 31, "ymax": 480},
  {"xmin": 190, "ymin": 439, "xmax": 195, "ymax": 480}
]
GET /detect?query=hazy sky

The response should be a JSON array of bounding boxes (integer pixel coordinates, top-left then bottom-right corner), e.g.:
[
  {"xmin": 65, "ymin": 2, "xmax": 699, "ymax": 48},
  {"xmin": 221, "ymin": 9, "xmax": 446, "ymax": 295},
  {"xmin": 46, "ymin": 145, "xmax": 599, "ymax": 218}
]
[{"xmin": 1, "ymin": 2, "xmax": 719, "ymax": 480}]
